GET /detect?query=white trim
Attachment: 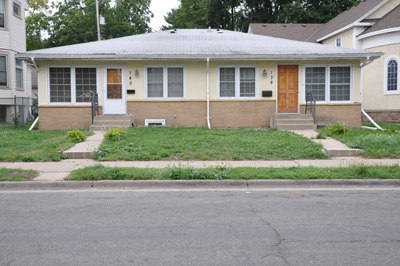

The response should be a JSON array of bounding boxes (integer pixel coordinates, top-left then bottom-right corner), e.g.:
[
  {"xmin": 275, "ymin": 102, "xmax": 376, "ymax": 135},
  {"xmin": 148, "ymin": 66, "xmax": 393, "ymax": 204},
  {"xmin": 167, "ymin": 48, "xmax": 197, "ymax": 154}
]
[
  {"xmin": 144, "ymin": 65, "xmax": 186, "ymax": 100},
  {"xmin": 303, "ymin": 64, "xmax": 354, "ymax": 104},
  {"xmin": 384, "ymin": 56, "xmax": 400, "ymax": 95},
  {"xmin": 145, "ymin": 119, "xmax": 166, "ymax": 126},
  {"xmin": 217, "ymin": 65, "xmax": 258, "ymax": 99},
  {"xmin": 276, "ymin": 64, "xmax": 300, "ymax": 114},
  {"xmin": 335, "ymin": 36, "xmax": 342, "ymax": 47},
  {"xmin": 358, "ymin": 27, "xmax": 400, "ymax": 40},
  {"xmin": 46, "ymin": 65, "xmax": 100, "ymax": 105},
  {"xmin": 316, "ymin": 0, "xmax": 388, "ymax": 42},
  {"xmin": 361, "ymin": 31, "xmax": 400, "ymax": 49},
  {"xmin": 12, "ymin": 1, "xmax": 21, "ymax": 19}
]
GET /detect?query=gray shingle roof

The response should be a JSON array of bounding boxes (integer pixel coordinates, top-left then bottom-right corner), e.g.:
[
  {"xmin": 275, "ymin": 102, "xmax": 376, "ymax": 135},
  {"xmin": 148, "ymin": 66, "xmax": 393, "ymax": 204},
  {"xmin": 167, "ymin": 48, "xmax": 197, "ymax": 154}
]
[
  {"xmin": 18, "ymin": 29, "xmax": 381, "ymax": 60},
  {"xmin": 359, "ymin": 3, "xmax": 400, "ymax": 36},
  {"xmin": 248, "ymin": 24, "xmax": 324, "ymax": 42}
]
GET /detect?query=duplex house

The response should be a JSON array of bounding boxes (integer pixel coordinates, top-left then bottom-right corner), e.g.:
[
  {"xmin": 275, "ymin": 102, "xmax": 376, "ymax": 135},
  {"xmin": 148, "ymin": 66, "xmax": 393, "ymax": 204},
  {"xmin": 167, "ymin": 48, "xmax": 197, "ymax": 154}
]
[
  {"xmin": 249, "ymin": 0, "xmax": 400, "ymax": 122},
  {"xmin": 0, "ymin": 0, "xmax": 32, "ymax": 123},
  {"xmin": 17, "ymin": 29, "xmax": 381, "ymax": 130}
]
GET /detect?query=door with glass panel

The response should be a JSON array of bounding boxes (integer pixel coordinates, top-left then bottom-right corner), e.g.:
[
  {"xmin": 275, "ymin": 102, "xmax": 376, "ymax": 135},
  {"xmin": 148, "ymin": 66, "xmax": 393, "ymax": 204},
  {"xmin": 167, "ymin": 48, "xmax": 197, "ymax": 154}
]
[{"xmin": 103, "ymin": 65, "xmax": 126, "ymax": 115}]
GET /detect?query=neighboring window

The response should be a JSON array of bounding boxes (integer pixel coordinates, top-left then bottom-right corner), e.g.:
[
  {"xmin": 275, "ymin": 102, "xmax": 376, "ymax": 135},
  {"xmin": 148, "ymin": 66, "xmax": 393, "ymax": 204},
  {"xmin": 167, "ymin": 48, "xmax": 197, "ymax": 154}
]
[
  {"xmin": 387, "ymin": 59, "xmax": 398, "ymax": 92},
  {"xmin": 336, "ymin": 38, "xmax": 341, "ymax": 47},
  {"xmin": 330, "ymin": 67, "xmax": 351, "ymax": 101},
  {"xmin": 305, "ymin": 66, "xmax": 351, "ymax": 102},
  {"xmin": 13, "ymin": 2, "xmax": 21, "ymax": 17},
  {"xmin": 49, "ymin": 67, "xmax": 71, "ymax": 103},
  {"xmin": 0, "ymin": 56, "xmax": 6, "ymax": 86},
  {"xmin": 76, "ymin": 68, "xmax": 96, "ymax": 102},
  {"xmin": 146, "ymin": 66, "xmax": 184, "ymax": 99},
  {"xmin": 15, "ymin": 58, "xmax": 23, "ymax": 90},
  {"xmin": 305, "ymin": 67, "xmax": 326, "ymax": 101},
  {"xmin": 219, "ymin": 66, "xmax": 256, "ymax": 98},
  {"xmin": 0, "ymin": 0, "xmax": 5, "ymax": 28}
]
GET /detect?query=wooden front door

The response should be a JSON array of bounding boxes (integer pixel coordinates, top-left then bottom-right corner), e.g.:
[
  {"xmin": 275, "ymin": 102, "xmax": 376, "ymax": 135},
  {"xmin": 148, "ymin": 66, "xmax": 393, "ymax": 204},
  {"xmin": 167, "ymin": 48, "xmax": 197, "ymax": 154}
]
[{"xmin": 278, "ymin": 65, "xmax": 299, "ymax": 113}]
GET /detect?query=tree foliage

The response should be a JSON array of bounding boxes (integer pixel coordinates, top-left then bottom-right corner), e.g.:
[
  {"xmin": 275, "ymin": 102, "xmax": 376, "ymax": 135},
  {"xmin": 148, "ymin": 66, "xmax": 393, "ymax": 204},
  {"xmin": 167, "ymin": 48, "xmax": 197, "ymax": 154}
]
[
  {"xmin": 26, "ymin": 0, "xmax": 153, "ymax": 50},
  {"xmin": 163, "ymin": 0, "xmax": 363, "ymax": 32}
]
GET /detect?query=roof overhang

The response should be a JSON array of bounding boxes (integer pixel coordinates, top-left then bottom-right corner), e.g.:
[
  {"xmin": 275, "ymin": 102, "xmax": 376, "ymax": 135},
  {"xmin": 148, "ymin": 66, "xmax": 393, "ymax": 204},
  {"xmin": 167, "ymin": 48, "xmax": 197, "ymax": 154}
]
[{"xmin": 358, "ymin": 27, "xmax": 400, "ymax": 40}]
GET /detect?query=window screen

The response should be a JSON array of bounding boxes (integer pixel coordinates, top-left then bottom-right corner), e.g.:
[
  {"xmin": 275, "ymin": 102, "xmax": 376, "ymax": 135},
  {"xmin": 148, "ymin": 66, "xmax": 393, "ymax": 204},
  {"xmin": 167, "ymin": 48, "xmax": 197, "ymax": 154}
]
[
  {"xmin": 330, "ymin": 67, "xmax": 350, "ymax": 101},
  {"xmin": 387, "ymin": 60, "xmax": 398, "ymax": 92},
  {"xmin": 49, "ymin": 68, "xmax": 71, "ymax": 102},
  {"xmin": 240, "ymin": 68, "xmax": 255, "ymax": 97},
  {"xmin": 220, "ymin": 68, "xmax": 235, "ymax": 97},
  {"xmin": 13, "ymin": 2, "xmax": 20, "ymax": 17},
  {"xmin": 305, "ymin": 67, "xmax": 326, "ymax": 101},
  {"xmin": 147, "ymin": 68, "xmax": 163, "ymax": 98},
  {"xmin": 15, "ymin": 59, "xmax": 23, "ymax": 90},
  {"xmin": 76, "ymin": 68, "xmax": 96, "ymax": 102},
  {"xmin": 168, "ymin": 68, "xmax": 183, "ymax": 97}
]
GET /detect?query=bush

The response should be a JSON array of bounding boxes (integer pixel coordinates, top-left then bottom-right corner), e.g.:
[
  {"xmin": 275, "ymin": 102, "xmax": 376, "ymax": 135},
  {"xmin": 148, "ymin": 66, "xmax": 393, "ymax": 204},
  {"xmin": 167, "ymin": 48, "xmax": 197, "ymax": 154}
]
[
  {"xmin": 66, "ymin": 130, "xmax": 86, "ymax": 143},
  {"xmin": 325, "ymin": 122, "xmax": 352, "ymax": 135},
  {"xmin": 104, "ymin": 128, "xmax": 126, "ymax": 141}
]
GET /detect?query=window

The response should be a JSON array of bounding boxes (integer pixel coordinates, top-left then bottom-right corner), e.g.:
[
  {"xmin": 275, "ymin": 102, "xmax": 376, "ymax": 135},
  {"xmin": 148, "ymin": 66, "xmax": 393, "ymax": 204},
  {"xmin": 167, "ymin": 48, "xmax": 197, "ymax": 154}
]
[
  {"xmin": 0, "ymin": 0, "xmax": 4, "ymax": 28},
  {"xmin": 0, "ymin": 56, "xmax": 6, "ymax": 86},
  {"xmin": 146, "ymin": 66, "xmax": 184, "ymax": 99},
  {"xmin": 305, "ymin": 65, "xmax": 352, "ymax": 102},
  {"xmin": 76, "ymin": 68, "xmax": 97, "ymax": 102},
  {"xmin": 15, "ymin": 58, "xmax": 23, "ymax": 90},
  {"xmin": 336, "ymin": 38, "xmax": 341, "ymax": 47},
  {"xmin": 13, "ymin": 2, "xmax": 21, "ymax": 17},
  {"xmin": 219, "ymin": 66, "xmax": 256, "ymax": 98},
  {"xmin": 49, "ymin": 66, "xmax": 98, "ymax": 104},
  {"xmin": 387, "ymin": 59, "xmax": 398, "ymax": 92},
  {"xmin": 49, "ymin": 68, "xmax": 71, "ymax": 103}
]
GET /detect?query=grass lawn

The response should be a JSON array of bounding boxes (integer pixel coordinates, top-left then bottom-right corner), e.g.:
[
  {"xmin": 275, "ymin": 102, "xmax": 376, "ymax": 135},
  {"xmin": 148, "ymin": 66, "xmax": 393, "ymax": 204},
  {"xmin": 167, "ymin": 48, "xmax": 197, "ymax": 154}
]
[
  {"xmin": 67, "ymin": 164, "xmax": 400, "ymax": 180},
  {"xmin": 319, "ymin": 122, "xmax": 400, "ymax": 158},
  {"xmin": 0, "ymin": 123, "xmax": 92, "ymax": 162},
  {"xmin": 94, "ymin": 127, "xmax": 328, "ymax": 161},
  {"xmin": 0, "ymin": 168, "xmax": 38, "ymax": 181}
]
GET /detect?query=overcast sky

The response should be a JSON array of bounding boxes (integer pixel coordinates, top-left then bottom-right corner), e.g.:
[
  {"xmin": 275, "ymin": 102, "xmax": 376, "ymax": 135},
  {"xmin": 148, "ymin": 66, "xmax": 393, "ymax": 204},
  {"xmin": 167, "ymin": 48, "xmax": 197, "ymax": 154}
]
[{"xmin": 149, "ymin": 0, "xmax": 180, "ymax": 31}]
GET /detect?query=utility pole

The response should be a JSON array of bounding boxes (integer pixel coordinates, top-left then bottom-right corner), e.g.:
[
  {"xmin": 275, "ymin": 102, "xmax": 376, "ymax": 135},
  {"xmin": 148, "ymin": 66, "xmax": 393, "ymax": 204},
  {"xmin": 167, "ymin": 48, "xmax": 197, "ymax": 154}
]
[{"xmin": 96, "ymin": 0, "xmax": 100, "ymax": 41}]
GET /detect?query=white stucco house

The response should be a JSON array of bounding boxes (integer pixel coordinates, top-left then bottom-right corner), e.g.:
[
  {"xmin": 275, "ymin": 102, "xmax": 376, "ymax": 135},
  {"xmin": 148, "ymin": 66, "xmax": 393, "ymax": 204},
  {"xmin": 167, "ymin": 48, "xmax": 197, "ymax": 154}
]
[{"xmin": 0, "ymin": 0, "xmax": 32, "ymax": 123}]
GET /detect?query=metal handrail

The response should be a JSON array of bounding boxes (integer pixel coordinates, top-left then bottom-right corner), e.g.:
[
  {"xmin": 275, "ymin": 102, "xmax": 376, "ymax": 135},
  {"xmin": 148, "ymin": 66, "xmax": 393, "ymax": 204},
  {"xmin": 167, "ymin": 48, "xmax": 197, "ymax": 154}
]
[
  {"xmin": 91, "ymin": 93, "xmax": 99, "ymax": 125},
  {"xmin": 305, "ymin": 92, "xmax": 316, "ymax": 123}
]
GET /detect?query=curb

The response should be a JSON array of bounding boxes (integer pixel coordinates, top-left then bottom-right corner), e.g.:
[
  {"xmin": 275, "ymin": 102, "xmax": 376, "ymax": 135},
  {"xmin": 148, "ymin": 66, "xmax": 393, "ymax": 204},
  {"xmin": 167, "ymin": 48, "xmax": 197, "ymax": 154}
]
[{"xmin": 1, "ymin": 179, "xmax": 399, "ymax": 191}]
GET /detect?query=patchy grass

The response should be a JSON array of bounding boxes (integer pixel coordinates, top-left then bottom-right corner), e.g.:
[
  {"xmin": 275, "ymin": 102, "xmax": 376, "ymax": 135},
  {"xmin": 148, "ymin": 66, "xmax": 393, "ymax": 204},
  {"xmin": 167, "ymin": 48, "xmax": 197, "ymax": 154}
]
[
  {"xmin": 0, "ymin": 168, "xmax": 38, "ymax": 181},
  {"xmin": 319, "ymin": 122, "xmax": 400, "ymax": 158},
  {"xmin": 0, "ymin": 123, "xmax": 93, "ymax": 162},
  {"xmin": 94, "ymin": 127, "xmax": 328, "ymax": 161},
  {"xmin": 67, "ymin": 164, "xmax": 400, "ymax": 181}
]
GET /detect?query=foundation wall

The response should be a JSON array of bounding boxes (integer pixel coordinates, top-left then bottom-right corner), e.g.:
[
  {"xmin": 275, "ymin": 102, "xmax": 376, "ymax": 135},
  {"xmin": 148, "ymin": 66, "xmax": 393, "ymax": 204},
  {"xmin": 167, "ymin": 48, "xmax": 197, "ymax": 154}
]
[
  {"xmin": 362, "ymin": 110, "xmax": 400, "ymax": 123},
  {"xmin": 300, "ymin": 103, "xmax": 362, "ymax": 128}
]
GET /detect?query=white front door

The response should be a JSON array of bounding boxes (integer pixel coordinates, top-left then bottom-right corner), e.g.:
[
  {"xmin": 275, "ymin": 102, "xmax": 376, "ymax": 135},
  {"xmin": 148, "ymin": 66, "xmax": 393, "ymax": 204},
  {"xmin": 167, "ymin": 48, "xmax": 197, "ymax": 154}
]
[{"xmin": 103, "ymin": 65, "xmax": 126, "ymax": 115}]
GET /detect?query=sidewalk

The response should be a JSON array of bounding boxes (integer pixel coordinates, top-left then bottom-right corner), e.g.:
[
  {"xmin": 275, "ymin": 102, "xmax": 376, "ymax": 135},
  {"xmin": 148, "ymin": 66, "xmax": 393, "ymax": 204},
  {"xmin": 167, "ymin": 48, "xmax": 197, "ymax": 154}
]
[{"xmin": 1, "ymin": 157, "xmax": 400, "ymax": 182}]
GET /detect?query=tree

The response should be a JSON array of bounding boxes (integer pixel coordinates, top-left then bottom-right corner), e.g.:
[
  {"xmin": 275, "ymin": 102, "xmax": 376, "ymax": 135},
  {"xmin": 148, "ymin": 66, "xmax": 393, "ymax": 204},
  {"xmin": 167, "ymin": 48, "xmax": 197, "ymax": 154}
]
[{"xmin": 26, "ymin": 0, "xmax": 51, "ymax": 51}]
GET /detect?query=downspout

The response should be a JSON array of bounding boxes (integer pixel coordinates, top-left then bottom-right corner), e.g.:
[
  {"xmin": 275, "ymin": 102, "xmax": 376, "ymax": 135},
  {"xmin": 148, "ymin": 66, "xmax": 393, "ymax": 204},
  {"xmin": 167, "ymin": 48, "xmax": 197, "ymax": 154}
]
[
  {"xmin": 360, "ymin": 56, "xmax": 383, "ymax": 131},
  {"xmin": 206, "ymin": 58, "xmax": 211, "ymax": 129}
]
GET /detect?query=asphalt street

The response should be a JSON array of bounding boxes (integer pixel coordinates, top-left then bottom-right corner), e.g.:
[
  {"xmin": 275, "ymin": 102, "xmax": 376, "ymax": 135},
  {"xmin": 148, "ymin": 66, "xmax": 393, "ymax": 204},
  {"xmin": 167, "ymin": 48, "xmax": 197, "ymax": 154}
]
[{"xmin": 0, "ymin": 189, "xmax": 399, "ymax": 266}]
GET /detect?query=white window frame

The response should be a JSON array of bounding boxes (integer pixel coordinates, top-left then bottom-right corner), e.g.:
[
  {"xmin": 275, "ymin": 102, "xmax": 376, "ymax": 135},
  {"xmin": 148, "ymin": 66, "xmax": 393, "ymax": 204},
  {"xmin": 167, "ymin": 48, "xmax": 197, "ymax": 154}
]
[
  {"xmin": 217, "ymin": 65, "xmax": 258, "ymax": 99},
  {"xmin": 15, "ymin": 58, "xmax": 23, "ymax": 90},
  {"xmin": 303, "ymin": 64, "xmax": 353, "ymax": 103},
  {"xmin": 12, "ymin": 1, "xmax": 21, "ymax": 18},
  {"xmin": 144, "ymin": 65, "xmax": 186, "ymax": 100},
  {"xmin": 0, "ymin": 0, "xmax": 6, "ymax": 29},
  {"xmin": 0, "ymin": 54, "xmax": 7, "ymax": 88},
  {"xmin": 384, "ymin": 56, "xmax": 400, "ymax": 95},
  {"xmin": 335, "ymin": 37, "xmax": 342, "ymax": 47},
  {"xmin": 47, "ymin": 65, "xmax": 99, "ymax": 105}
]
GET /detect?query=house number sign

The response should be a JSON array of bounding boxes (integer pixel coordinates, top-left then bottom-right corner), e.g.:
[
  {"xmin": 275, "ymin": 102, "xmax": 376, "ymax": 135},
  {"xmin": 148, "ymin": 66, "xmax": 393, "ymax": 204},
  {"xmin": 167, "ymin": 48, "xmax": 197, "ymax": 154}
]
[
  {"xmin": 129, "ymin": 71, "xmax": 133, "ymax": 86},
  {"xmin": 270, "ymin": 71, "xmax": 273, "ymax": 85}
]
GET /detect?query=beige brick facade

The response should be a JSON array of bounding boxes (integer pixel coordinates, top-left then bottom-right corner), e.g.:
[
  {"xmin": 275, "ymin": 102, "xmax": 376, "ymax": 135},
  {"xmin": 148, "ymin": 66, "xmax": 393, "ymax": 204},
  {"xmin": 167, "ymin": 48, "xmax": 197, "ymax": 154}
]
[{"xmin": 362, "ymin": 111, "xmax": 400, "ymax": 123}]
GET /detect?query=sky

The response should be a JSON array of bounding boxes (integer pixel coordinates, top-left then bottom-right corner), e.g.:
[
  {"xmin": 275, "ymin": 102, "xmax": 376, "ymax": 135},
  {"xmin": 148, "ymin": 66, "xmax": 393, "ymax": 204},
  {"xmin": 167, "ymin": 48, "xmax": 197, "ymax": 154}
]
[{"xmin": 149, "ymin": 0, "xmax": 180, "ymax": 31}]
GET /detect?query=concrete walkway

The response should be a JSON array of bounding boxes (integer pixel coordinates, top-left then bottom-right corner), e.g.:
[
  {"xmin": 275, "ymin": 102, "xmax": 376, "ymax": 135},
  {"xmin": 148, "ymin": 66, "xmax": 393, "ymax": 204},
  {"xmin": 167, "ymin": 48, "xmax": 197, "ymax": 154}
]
[{"xmin": 63, "ymin": 131, "xmax": 104, "ymax": 159}]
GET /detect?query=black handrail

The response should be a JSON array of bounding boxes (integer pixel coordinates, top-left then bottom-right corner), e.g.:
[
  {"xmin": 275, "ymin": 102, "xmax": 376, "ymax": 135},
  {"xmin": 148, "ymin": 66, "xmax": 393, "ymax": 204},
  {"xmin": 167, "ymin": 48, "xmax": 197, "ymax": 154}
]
[
  {"xmin": 91, "ymin": 92, "xmax": 99, "ymax": 125},
  {"xmin": 305, "ymin": 92, "xmax": 316, "ymax": 123}
]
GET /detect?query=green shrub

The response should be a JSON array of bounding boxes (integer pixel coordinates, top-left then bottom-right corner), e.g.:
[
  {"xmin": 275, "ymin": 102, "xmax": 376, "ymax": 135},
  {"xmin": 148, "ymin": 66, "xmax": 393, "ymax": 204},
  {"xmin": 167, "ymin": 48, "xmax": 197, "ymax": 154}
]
[
  {"xmin": 66, "ymin": 129, "xmax": 86, "ymax": 143},
  {"xmin": 325, "ymin": 122, "xmax": 352, "ymax": 135},
  {"xmin": 104, "ymin": 128, "xmax": 126, "ymax": 141}
]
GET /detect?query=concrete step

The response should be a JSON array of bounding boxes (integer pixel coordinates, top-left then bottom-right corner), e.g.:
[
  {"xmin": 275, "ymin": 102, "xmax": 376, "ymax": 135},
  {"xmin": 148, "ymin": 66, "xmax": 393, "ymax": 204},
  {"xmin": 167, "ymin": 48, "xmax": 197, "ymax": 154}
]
[
  {"xmin": 90, "ymin": 115, "xmax": 134, "ymax": 131},
  {"xmin": 275, "ymin": 119, "xmax": 315, "ymax": 125},
  {"xmin": 89, "ymin": 125, "xmax": 131, "ymax": 131},
  {"xmin": 312, "ymin": 138, "xmax": 363, "ymax": 157},
  {"xmin": 274, "ymin": 114, "xmax": 314, "ymax": 120},
  {"xmin": 94, "ymin": 115, "xmax": 133, "ymax": 122},
  {"xmin": 92, "ymin": 120, "xmax": 132, "ymax": 126},
  {"xmin": 276, "ymin": 124, "xmax": 317, "ymax": 130},
  {"xmin": 62, "ymin": 132, "xmax": 104, "ymax": 159}
]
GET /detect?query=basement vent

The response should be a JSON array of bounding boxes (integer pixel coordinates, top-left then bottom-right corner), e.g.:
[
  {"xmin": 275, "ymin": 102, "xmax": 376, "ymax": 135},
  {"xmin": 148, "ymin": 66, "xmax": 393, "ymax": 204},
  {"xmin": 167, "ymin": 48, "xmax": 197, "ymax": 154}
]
[{"xmin": 145, "ymin": 119, "xmax": 166, "ymax": 126}]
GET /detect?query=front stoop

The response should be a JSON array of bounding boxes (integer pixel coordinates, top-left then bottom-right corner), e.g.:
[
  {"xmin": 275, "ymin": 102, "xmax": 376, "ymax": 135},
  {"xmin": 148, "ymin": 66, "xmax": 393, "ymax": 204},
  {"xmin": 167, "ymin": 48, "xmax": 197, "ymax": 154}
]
[
  {"xmin": 270, "ymin": 114, "xmax": 317, "ymax": 130},
  {"xmin": 89, "ymin": 115, "xmax": 134, "ymax": 131}
]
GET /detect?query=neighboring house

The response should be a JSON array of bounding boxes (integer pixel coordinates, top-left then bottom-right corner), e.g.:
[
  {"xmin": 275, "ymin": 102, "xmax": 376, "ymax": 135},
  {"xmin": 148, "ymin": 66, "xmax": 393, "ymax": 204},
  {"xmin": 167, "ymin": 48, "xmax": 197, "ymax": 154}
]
[
  {"xmin": 17, "ymin": 29, "xmax": 381, "ymax": 130},
  {"xmin": 249, "ymin": 0, "xmax": 400, "ymax": 123},
  {"xmin": 0, "ymin": 0, "xmax": 32, "ymax": 123}
]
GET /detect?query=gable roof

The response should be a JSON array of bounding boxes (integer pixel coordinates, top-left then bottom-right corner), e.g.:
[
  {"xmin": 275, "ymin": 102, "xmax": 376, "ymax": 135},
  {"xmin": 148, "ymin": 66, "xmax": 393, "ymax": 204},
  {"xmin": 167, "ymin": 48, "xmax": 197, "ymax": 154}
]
[
  {"xmin": 18, "ymin": 29, "xmax": 381, "ymax": 61},
  {"xmin": 314, "ymin": 0, "xmax": 387, "ymax": 42},
  {"xmin": 248, "ymin": 24, "xmax": 324, "ymax": 42},
  {"xmin": 359, "ymin": 3, "xmax": 400, "ymax": 37}
]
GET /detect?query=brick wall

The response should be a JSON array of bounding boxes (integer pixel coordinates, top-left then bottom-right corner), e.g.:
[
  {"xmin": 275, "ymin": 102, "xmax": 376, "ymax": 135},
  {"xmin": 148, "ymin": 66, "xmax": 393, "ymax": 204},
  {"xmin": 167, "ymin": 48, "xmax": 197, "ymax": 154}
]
[{"xmin": 362, "ymin": 111, "xmax": 400, "ymax": 123}]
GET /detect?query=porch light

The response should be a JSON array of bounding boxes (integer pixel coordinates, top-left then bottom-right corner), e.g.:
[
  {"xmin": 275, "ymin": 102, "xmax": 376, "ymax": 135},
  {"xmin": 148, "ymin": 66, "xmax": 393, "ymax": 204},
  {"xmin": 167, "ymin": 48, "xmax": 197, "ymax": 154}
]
[
  {"xmin": 263, "ymin": 69, "xmax": 267, "ymax": 77},
  {"xmin": 135, "ymin": 69, "xmax": 139, "ymax": 76}
]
